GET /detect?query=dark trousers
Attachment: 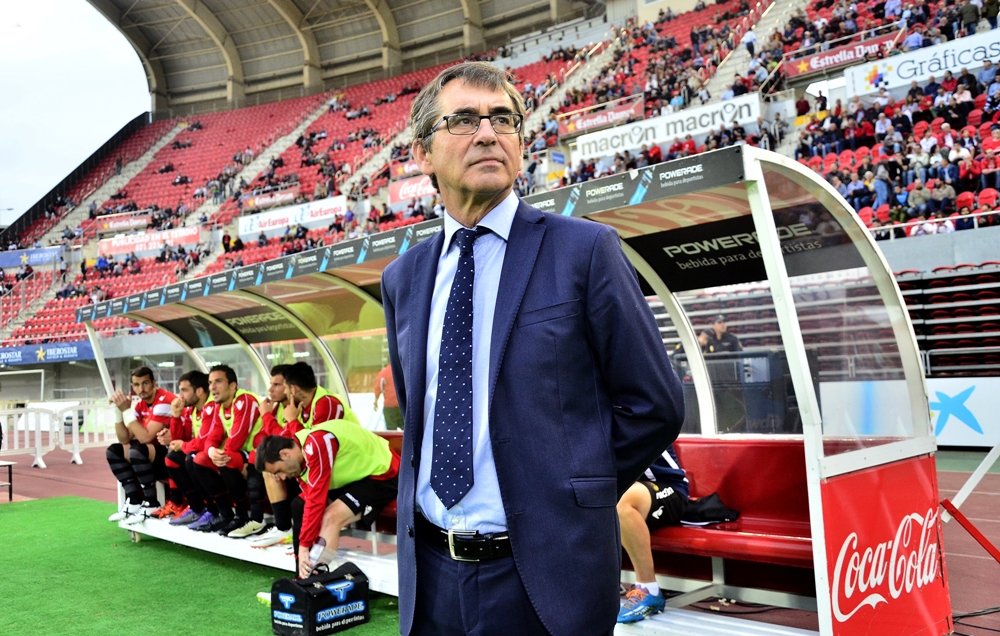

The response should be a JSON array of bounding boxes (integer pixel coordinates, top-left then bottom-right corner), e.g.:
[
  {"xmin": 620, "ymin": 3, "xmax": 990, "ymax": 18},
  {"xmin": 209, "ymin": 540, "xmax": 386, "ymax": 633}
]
[{"xmin": 410, "ymin": 535, "xmax": 569, "ymax": 636}]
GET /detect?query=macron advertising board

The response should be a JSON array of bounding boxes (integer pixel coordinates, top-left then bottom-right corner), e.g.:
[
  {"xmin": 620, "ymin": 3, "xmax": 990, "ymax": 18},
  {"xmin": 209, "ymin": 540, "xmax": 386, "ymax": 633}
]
[
  {"xmin": 844, "ymin": 28, "xmax": 1000, "ymax": 96},
  {"xmin": 574, "ymin": 94, "xmax": 761, "ymax": 161}
]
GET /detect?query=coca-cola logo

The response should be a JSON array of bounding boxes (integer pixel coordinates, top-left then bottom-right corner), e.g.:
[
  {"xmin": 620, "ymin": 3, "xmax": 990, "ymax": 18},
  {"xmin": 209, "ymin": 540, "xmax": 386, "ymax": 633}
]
[
  {"xmin": 832, "ymin": 508, "xmax": 940, "ymax": 622},
  {"xmin": 393, "ymin": 175, "xmax": 436, "ymax": 202}
]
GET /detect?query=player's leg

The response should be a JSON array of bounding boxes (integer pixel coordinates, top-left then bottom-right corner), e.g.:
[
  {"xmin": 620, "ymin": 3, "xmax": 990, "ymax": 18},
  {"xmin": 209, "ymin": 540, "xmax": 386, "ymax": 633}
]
[
  {"xmin": 106, "ymin": 442, "xmax": 142, "ymax": 521},
  {"xmin": 183, "ymin": 452, "xmax": 221, "ymax": 529},
  {"xmin": 227, "ymin": 464, "xmax": 269, "ymax": 538},
  {"xmin": 251, "ymin": 475, "xmax": 295, "ymax": 547},
  {"xmin": 122, "ymin": 442, "xmax": 165, "ymax": 524},
  {"xmin": 190, "ymin": 451, "xmax": 235, "ymax": 532},
  {"xmin": 165, "ymin": 449, "xmax": 206, "ymax": 525},
  {"xmin": 616, "ymin": 482, "xmax": 664, "ymax": 623}
]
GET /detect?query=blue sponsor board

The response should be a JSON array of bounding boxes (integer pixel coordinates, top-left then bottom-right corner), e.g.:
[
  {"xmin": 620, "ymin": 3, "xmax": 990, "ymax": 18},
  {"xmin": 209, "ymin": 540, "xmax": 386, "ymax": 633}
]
[
  {"xmin": 0, "ymin": 247, "xmax": 62, "ymax": 269},
  {"xmin": 0, "ymin": 340, "xmax": 95, "ymax": 366}
]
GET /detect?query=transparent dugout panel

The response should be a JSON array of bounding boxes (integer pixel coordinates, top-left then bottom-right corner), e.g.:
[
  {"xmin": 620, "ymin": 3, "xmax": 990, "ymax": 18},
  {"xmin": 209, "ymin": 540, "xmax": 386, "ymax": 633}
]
[
  {"xmin": 762, "ymin": 163, "xmax": 918, "ymax": 455},
  {"xmin": 195, "ymin": 344, "xmax": 267, "ymax": 395}
]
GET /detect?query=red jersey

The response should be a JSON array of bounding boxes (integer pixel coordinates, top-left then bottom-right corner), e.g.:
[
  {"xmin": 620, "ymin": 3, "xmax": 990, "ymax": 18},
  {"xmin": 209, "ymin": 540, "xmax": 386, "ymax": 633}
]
[
  {"xmin": 133, "ymin": 387, "xmax": 176, "ymax": 430},
  {"xmin": 170, "ymin": 401, "xmax": 216, "ymax": 454},
  {"xmin": 282, "ymin": 389, "xmax": 345, "ymax": 437},
  {"xmin": 204, "ymin": 391, "xmax": 262, "ymax": 459}
]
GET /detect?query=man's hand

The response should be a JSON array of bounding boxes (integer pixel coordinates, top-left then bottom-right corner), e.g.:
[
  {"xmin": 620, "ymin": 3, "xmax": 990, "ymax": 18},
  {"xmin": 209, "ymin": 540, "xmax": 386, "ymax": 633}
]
[
  {"xmin": 157, "ymin": 429, "xmax": 173, "ymax": 446},
  {"xmin": 260, "ymin": 397, "xmax": 274, "ymax": 416},
  {"xmin": 208, "ymin": 447, "xmax": 231, "ymax": 467},
  {"xmin": 298, "ymin": 546, "xmax": 315, "ymax": 579},
  {"xmin": 111, "ymin": 390, "xmax": 131, "ymax": 412},
  {"xmin": 169, "ymin": 440, "xmax": 184, "ymax": 452},
  {"xmin": 171, "ymin": 397, "xmax": 185, "ymax": 418},
  {"xmin": 285, "ymin": 394, "xmax": 301, "ymax": 423}
]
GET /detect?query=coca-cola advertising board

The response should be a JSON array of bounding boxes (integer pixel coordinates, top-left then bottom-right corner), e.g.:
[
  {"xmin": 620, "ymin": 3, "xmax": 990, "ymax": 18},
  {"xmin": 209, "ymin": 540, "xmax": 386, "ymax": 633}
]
[
  {"xmin": 785, "ymin": 31, "xmax": 902, "ymax": 78},
  {"xmin": 821, "ymin": 455, "xmax": 952, "ymax": 636},
  {"xmin": 558, "ymin": 97, "xmax": 645, "ymax": 137},
  {"xmin": 98, "ymin": 226, "xmax": 200, "ymax": 256},
  {"xmin": 389, "ymin": 175, "xmax": 436, "ymax": 204}
]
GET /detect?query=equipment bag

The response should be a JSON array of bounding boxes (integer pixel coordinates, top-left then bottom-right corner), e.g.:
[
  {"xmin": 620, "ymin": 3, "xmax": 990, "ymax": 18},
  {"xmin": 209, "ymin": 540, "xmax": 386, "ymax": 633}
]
[{"xmin": 271, "ymin": 562, "xmax": 370, "ymax": 635}]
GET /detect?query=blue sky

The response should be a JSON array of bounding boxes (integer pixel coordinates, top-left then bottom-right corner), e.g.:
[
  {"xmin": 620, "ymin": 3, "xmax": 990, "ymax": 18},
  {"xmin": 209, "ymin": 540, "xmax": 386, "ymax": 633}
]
[{"xmin": 0, "ymin": 0, "xmax": 149, "ymax": 226}]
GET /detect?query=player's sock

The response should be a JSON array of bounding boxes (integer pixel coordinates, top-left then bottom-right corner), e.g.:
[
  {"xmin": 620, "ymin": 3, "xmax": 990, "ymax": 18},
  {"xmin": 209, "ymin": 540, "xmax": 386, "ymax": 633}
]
[
  {"xmin": 247, "ymin": 466, "xmax": 267, "ymax": 524},
  {"xmin": 192, "ymin": 460, "xmax": 234, "ymax": 516},
  {"xmin": 128, "ymin": 443, "xmax": 162, "ymax": 507},
  {"xmin": 106, "ymin": 443, "xmax": 143, "ymax": 505},
  {"xmin": 220, "ymin": 465, "xmax": 249, "ymax": 518},
  {"xmin": 185, "ymin": 453, "xmax": 219, "ymax": 515},
  {"xmin": 167, "ymin": 450, "xmax": 205, "ymax": 514},
  {"xmin": 272, "ymin": 499, "xmax": 292, "ymax": 532},
  {"xmin": 636, "ymin": 581, "xmax": 660, "ymax": 597}
]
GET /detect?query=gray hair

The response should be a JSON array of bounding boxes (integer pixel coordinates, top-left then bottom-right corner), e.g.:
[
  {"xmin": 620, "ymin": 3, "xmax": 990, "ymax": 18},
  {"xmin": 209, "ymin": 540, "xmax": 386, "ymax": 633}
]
[{"xmin": 410, "ymin": 62, "xmax": 526, "ymax": 154}]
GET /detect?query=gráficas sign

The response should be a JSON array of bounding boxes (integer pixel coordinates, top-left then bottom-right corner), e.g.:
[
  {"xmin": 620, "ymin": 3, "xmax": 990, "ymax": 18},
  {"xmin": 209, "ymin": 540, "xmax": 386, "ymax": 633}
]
[{"xmin": 831, "ymin": 508, "xmax": 940, "ymax": 622}]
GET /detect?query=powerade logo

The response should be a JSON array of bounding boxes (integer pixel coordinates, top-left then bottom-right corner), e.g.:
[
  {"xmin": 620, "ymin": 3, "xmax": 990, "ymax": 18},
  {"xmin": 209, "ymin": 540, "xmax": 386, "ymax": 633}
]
[
  {"xmin": 585, "ymin": 182, "xmax": 624, "ymax": 198},
  {"xmin": 660, "ymin": 164, "xmax": 704, "ymax": 180},
  {"xmin": 273, "ymin": 611, "xmax": 303, "ymax": 623},
  {"xmin": 533, "ymin": 197, "xmax": 556, "ymax": 210},
  {"xmin": 316, "ymin": 601, "xmax": 366, "ymax": 622},
  {"xmin": 324, "ymin": 580, "xmax": 354, "ymax": 601},
  {"xmin": 278, "ymin": 593, "xmax": 296, "ymax": 609}
]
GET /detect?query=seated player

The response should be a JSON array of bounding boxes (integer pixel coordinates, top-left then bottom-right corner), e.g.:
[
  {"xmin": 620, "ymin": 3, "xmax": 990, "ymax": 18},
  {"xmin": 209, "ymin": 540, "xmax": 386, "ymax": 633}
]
[
  {"xmin": 189, "ymin": 365, "xmax": 268, "ymax": 537},
  {"xmin": 255, "ymin": 420, "xmax": 400, "ymax": 578},
  {"xmin": 251, "ymin": 362, "xmax": 355, "ymax": 548},
  {"xmin": 106, "ymin": 366, "xmax": 176, "ymax": 524},
  {"xmin": 155, "ymin": 370, "xmax": 220, "ymax": 528},
  {"xmin": 616, "ymin": 446, "xmax": 689, "ymax": 623}
]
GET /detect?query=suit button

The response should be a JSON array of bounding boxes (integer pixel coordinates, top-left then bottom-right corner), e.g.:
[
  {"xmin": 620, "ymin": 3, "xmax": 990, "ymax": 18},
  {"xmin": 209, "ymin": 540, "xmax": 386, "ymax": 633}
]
[
  {"xmin": 410, "ymin": 454, "xmax": 414, "ymax": 467},
  {"xmin": 407, "ymin": 525, "xmax": 414, "ymax": 537}
]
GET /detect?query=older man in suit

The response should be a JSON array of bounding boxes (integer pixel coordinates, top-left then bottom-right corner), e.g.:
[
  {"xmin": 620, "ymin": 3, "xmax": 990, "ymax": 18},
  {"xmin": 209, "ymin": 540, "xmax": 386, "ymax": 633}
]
[{"xmin": 381, "ymin": 62, "xmax": 684, "ymax": 636}]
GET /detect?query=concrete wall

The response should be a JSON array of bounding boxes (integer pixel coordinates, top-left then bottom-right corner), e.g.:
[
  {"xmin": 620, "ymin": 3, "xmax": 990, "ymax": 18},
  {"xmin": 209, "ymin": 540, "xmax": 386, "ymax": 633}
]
[{"xmin": 875, "ymin": 225, "xmax": 1000, "ymax": 273}]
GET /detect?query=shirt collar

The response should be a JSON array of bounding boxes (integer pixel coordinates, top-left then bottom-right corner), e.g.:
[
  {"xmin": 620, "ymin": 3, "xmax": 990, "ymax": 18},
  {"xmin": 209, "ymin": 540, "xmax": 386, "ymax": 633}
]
[{"xmin": 442, "ymin": 189, "xmax": 518, "ymax": 252}]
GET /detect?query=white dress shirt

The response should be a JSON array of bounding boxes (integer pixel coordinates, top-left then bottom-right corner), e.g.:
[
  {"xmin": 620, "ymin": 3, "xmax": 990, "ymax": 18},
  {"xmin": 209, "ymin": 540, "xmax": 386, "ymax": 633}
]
[{"xmin": 417, "ymin": 190, "xmax": 518, "ymax": 533}]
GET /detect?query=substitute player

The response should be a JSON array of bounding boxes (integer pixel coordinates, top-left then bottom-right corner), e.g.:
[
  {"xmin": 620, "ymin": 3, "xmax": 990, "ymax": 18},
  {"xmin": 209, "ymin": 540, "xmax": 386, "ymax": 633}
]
[
  {"xmin": 616, "ymin": 446, "xmax": 689, "ymax": 623},
  {"xmin": 106, "ymin": 366, "xmax": 176, "ymax": 524},
  {"xmin": 190, "ymin": 365, "xmax": 268, "ymax": 536},
  {"xmin": 256, "ymin": 421, "xmax": 400, "ymax": 578},
  {"xmin": 155, "ymin": 370, "xmax": 220, "ymax": 528}
]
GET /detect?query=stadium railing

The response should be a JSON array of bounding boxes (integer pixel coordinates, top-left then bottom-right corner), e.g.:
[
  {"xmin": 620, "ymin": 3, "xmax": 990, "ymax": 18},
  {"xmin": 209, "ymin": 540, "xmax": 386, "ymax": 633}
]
[{"xmin": 0, "ymin": 402, "xmax": 118, "ymax": 468}]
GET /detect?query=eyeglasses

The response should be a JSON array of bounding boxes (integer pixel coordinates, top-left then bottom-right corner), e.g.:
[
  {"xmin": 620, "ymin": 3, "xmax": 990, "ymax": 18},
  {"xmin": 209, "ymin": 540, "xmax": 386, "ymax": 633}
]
[{"xmin": 432, "ymin": 112, "xmax": 523, "ymax": 136}]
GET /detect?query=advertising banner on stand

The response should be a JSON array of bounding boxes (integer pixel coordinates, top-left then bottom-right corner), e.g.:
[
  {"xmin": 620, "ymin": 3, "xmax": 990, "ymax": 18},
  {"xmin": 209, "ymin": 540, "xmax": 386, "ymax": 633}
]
[
  {"xmin": 238, "ymin": 195, "xmax": 349, "ymax": 238},
  {"xmin": 821, "ymin": 455, "xmax": 952, "ymax": 636},
  {"xmin": 844, "ymin": 28, "xmax": 1000, "ymax": 96},
  {"xmin": 390, "ymin": 159, "xmax": 422, "ymax": 181},
  {"xmin": 0, "ymin": 340, "xmax": 95, "ymax": 366},
  {"xmin": 242, "ymin": 186, "xmax": 300, "ymax": 210},
  {"xmin": 95, "ymin": 212, "xmax": 151, "ymax": 235},
  {"xmin": 97, "ymin": 226, "xmax": 200, "ymax": 256},
  {"xmin": 558, "ymin": 97, "xmax": 645, "ymax": 137},
  {"xmin": 0, "ymin": 247, "xmax": 62, "ymax": 268},
  {"xmin": 388, "ymin": 175, "xmax": 436, "ymax": 205},
  {"xmin": 927, "ymin": 376, "xmax": 1000, "ymax": 447},
  {"xmin": 574, "ymin": 94, "xmax": 760, "ymax": 161},
  {"xmin": 785, "ymin": 30, "xmax": 902, "ymax": 78}
]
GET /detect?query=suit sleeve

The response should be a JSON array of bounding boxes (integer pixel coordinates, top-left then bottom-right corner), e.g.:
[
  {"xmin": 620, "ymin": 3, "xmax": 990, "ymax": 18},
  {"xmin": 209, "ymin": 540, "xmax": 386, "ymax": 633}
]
[
  {"xmin": 299, "ymin": 431, "xmax": 339, "ymax": 549},
  {"xmin": 585, "ymin": 226, "xmax": 684, "ymax": 496},
  {"xmin": 223, "ymin": 394, "xmax": 260, "ymax": 457},
  {"xmin": 381, "ymin": 271, "xmax": 407, "ymax": 418}
]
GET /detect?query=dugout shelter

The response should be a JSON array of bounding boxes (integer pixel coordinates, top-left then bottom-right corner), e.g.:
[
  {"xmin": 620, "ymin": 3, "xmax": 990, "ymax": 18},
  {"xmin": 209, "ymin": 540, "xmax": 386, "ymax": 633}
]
[{"xmin": 79, "ymin": 146, "xmax": 950, "ymax": 636}]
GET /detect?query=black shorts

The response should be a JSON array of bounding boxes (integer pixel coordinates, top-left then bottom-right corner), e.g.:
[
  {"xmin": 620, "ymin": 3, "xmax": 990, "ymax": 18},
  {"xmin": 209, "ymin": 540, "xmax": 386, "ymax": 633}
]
[
  {"xmin": 640, "ymin": 481, "xmax": 688, "ymax": 531},
  {"xmin": 328, "ymin": 475, "xmax": 398, "ymax": 526}
]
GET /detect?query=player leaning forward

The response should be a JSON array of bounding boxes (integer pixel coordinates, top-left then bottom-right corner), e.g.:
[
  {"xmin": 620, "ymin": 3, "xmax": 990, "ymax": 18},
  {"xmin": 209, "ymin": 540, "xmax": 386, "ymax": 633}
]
[{"xmin": 256, "ymin": 413, "xmax": 400, "ymax": 577}]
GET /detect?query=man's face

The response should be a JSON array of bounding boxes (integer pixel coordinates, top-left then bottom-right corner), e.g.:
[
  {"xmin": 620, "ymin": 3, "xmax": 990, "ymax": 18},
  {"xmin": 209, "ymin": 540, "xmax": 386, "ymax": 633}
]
[
  {"xmin": 714, "ymin": 320, "xmax": 727, "ymax": 336},
  {"xmin": 264, "ymin": 448, "xmax": 303, "ymax": 480},
  {"xmin": 208, "ymin": 371, "xmax": 236, "ymax": 405},
  {"xmin": 414, "ymin": 81, "xmax": 524, "ymax": 204},
  {"xmin": 178, "ymin": 380, "xmax": 200, "ymax": 407},
  {"xmin": 131, "ymin": 375, "xmax": 155, "ymax": 402},
  {"xmin": 269, "ymin": 374, "xmax": 288, "ymax": 403},
  {"xmin": 287, "ymin": 383, "xmax": 309, "ymax": 404}
]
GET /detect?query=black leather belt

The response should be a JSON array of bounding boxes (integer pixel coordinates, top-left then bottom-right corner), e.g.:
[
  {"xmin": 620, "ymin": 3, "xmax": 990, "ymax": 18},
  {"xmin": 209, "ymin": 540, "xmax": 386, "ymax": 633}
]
[{"xmin": 416, "ymin": 515, "xmax": 513, "ymax": 562}]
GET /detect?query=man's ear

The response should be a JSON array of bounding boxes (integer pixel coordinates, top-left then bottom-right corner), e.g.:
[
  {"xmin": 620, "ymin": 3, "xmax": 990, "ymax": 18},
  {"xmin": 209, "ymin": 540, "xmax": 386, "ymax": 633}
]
[
  {"xmin": 279, "ymin": 448, "xmax": 294, "ymax": 462},
  {"xmin": 413, "ymin": 139, "xmax": 435, "ymax": 179}
]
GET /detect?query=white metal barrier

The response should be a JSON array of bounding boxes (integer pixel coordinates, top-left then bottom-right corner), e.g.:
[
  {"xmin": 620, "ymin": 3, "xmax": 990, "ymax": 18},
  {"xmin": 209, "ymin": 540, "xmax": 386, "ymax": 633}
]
[{"xmin": 0, "ymin": 403, "xmax": 118, "ymax": 467}]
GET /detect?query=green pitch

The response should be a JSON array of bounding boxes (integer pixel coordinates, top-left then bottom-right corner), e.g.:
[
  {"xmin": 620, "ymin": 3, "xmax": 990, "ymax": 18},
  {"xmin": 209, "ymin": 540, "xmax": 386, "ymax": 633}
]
[{"xmin": 0, "ymin": 497, "xmax": 400, "ymax": 636}]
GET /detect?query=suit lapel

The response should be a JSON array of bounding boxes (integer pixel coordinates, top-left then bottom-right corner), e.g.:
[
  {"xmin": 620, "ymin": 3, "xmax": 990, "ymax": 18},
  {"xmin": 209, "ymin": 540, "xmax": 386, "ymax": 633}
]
[
  {"xmin": 488, "ymin": 202, "xmax": 545, "ymax": 407},
  {"xmin": 405, "ymin": 231, "xmax": 443, "ymax": 444}
]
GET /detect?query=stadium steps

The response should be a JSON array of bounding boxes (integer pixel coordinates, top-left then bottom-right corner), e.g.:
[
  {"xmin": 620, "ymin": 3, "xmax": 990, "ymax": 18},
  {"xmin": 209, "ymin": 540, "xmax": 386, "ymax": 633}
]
[
  {"xmin": 0, "ymin": 278, "xmax": 61, "ymax": 342},
  {"xmin": 347, "ymin": 41, "xmax": 616, "ymax": 204},
  {"xmin": 701, "ymin": 0, "xmax": 810, "ymax": 104},
  {"xmin": 39, "ymin": 123, "xmax": 186, "ymax": 247}
]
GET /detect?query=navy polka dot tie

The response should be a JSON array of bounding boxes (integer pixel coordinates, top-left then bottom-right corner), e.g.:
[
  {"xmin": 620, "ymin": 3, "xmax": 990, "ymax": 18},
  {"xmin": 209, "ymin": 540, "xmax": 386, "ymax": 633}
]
[{"xmin": 432, "ymin": 227, "xmax": 482, "ymax": 509}]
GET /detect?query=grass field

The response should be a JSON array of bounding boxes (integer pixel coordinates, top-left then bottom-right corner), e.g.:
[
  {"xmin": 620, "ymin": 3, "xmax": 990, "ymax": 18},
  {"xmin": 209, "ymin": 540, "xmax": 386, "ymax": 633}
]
[{"xmin": 0, "ymin": 497, "xmax": 400, "ymax": 636}]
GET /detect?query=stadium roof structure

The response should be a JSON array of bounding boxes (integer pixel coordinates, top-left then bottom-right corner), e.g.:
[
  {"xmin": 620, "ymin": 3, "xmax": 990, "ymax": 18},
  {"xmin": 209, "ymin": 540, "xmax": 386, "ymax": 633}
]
[{"xmin": 87, "ymin": 0, "xmax": 594, "ymax": 116}]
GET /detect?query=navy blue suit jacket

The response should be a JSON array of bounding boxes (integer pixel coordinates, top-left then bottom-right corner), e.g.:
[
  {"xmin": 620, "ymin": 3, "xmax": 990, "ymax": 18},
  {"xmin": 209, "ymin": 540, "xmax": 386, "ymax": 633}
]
[{"xmin": 381, "ymin": 200, "xmax": 684, "ymax": 636}]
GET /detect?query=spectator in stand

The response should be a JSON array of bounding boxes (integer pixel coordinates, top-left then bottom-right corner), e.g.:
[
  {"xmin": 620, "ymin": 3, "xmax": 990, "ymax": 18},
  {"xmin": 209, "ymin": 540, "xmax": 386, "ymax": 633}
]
[
  {"xmin": 958, "ymin": 155, "xmax": 983, "ymax": 192},
  {"xmin": 257, "ymin": 232, "xmax": 268, "ymax": 248},
  {"xmin": 986, "ymin": 0, "xmax": 1000, "ymax": 29},
  {"xmin": 907, "ymin": 180, "xmax": 932, "ymax": 218},
  {"xmin": 955, "ymin": 205, "xmax": 978, "ymax": 230},
  {"xmin": 960, "ymin": 0, "xmax": 981, "ymax": 35},
  {"xmin": 847, "ymin": 172, "xmax": 873, "ymax": 211},
  {"xmin": 930, "ymin": 179, "xmax": 956, "ymax": 213}
]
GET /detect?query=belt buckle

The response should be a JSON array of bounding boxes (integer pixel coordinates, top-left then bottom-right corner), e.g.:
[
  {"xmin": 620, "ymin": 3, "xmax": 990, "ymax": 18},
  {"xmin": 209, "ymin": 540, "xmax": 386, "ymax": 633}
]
[{"xmin": 447, "ymin": 528, "xmax": 478, "ymax": 562}]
